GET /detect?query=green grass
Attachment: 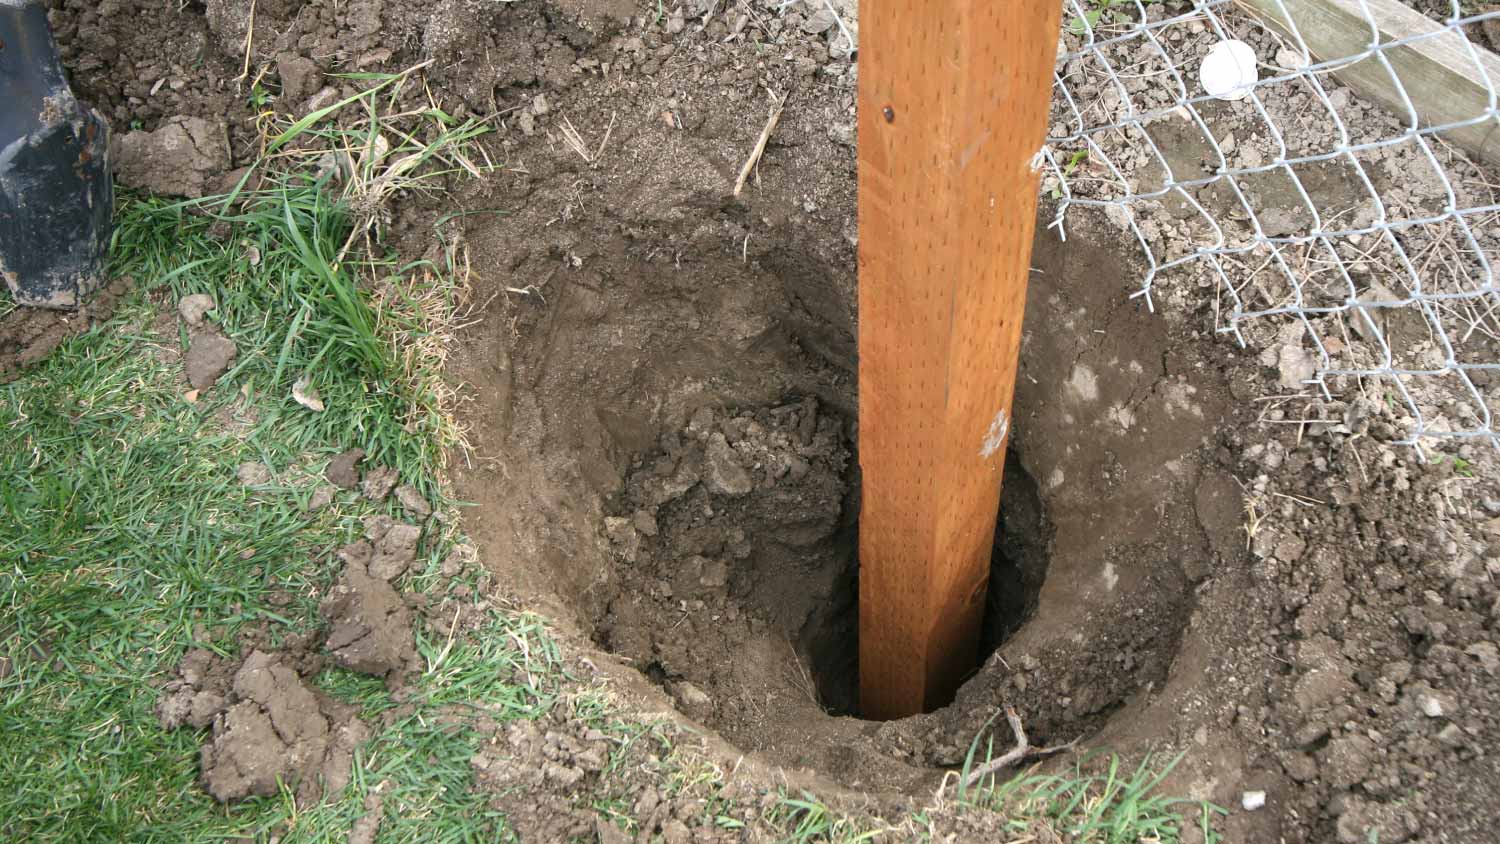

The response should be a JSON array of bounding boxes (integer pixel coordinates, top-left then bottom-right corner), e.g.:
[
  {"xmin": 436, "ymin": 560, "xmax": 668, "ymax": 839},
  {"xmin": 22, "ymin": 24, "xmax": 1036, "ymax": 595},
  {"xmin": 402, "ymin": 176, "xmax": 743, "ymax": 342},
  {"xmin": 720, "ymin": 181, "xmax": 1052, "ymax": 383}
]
[
  {"xmin": 958, "ymin": 739, "xmax": 1228, "ymax": 844},
  {"xmin": 1066, "ymin": 0, "xmax": 1136, "ymax": 37},
  {"xmin": 0, "ymin": 72, "xmax": 530, "ymax": 841}
]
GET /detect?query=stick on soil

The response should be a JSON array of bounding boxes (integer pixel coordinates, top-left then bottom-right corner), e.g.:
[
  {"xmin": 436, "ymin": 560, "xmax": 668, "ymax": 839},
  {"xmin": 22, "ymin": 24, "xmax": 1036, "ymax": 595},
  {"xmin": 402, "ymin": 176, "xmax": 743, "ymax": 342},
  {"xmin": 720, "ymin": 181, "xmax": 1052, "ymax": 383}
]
[{"xmin": 733, "ymin": 94, "xmax": 785, "ymax": 197}]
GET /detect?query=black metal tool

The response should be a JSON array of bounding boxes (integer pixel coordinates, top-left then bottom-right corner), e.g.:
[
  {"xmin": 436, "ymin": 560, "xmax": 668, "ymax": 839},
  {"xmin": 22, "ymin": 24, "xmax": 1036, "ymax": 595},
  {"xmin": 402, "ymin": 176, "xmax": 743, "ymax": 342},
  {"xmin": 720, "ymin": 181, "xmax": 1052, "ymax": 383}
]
[{"xmin": 0, "ymin": 0, "xmax": 112, "ymax": 309}]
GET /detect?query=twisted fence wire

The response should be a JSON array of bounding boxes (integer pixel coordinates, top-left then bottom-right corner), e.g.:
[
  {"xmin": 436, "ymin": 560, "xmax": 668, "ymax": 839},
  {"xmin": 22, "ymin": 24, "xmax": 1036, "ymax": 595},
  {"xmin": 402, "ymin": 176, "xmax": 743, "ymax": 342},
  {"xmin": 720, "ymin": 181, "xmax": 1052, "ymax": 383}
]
[{"xmin": 1042, "ymin": 0, "xmax": 1500, "ymax": 459}]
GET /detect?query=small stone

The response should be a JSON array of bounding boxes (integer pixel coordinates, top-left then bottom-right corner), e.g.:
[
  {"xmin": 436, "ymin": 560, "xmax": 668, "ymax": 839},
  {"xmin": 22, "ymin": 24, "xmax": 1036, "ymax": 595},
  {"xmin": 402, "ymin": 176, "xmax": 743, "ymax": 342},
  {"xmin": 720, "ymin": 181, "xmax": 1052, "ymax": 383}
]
[
  {"xmin": 1241, "ymin": 790, "xmax": 1266, "ymax": 811},
  {"xmin": 517, "ymin": 111, "xmax": 536, "ymax": 136},
  {"xmin": 1465, "ymin": 641, "xmax": 1499, "ymax": 672},
  {"xmin": 660, "ymin": 820, "xmax": 690, "ymax": 844},
  {"xmin": 1418, "ymin": 694, "xmax": 1446, "ymax": 718},
  {"xmin": 185, "ymin": 331, "xmax": 237, "ymax": 391},
  {"xmin": 362, "ymin": 466, "xmax": 398, "ymax": 501},
  {"xmin": 237, "ymin": 462, "xmax": 272, "ymax": 486},
  {"xmin": 306, "ymin": 486, "xmax": 335, "ymax": 512},
  {"xmin": 632, "ymin": 509, "xmax": 659, "ymax": 537},
  {"xmin": 394, "ymin": 485, "xmax": 431, "ymax": 518},
  {"xmin": 1277, "ymin": 48, "xmax": 1309, "ymax": 70},
  {"xmin": 177, "ymin": 293, "xmax": 215, "ymax": 326},
  {"xmin": 666, "ymin": 14, "xmax": 685, "ymax": 34},
  {"xmin": 326, "ymin": 448, "xmax": 365, "ymax": 489},
  {"xmin": 531, "ymin": 93, "xmax": 550, "ymax": 115},
  {"xmin": 1437, "ymin": 723, "xmax": 1466, "ymax": 748},
  {"xmin": 699, "ymin": 559, "xmax": 729, "ymax": 588},
  {"xmin": 666, "ymin": 680, "xmax": 711, "ymax": 717},
  {"xmin": 704, "ymin": 434, "xmax": 753, "ymax": 496}
]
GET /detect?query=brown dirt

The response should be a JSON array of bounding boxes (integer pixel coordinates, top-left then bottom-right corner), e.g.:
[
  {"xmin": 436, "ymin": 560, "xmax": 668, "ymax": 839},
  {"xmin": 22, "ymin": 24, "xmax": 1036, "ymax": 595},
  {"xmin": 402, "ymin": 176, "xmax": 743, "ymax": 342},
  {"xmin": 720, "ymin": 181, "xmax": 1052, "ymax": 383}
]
[
  {"xmin": 111, "ymin": 115, "xmax": 231, "ymax": 198},
  {"xmin": 159, "ymin": 648, "xmax": 370, "ymax": 805},
  {"xmin": 320, "ymin": 524, "xmax": 421, "ymax": 678},
  {"xmin": 0, "ymin": 277, "xmax": 130, "ymax": 383},
  {"xmin": 50, "ymin": 1, "xmax": 1500, "ymax": 841},
  {"xmin": 184, "ymin": 328, "xmax": 237, "ymax": 391}
]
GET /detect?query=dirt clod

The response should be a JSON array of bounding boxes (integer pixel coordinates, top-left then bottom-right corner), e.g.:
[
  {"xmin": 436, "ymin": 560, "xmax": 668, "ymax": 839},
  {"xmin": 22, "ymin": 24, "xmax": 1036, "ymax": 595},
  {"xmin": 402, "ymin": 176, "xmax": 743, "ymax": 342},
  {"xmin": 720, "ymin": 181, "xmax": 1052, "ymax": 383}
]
[
  {"xmin": 326, "ymin": 448, "xmax": 364, "ymax": 489},
  {"xmin": 469, "ymin": 714, "xmax": 618, "ymax": 842},
  {"xmin": 347, "ymin": 787, "xmax": 385, "ymax": 844},
  {"xmin": 177, "ymin": 294, "xmax": 215, "ymax": 327},
  {"xmin": 394, "ymin": 484, "xmax": 431, "ymax": 518},
  {"xmin": 236, "ymin": 461, "xmax": 272, "ymax": 486},
  {"xmin": 320, "ymin": 557, "xmax": 415, "ymax": 676},
  {"xmin": 306, "ymin": 485, "xmax": 336, "ymax": 512},
  {"xmin": 112, "ymin": 116, "xmax": 230, "ymax": 198},
  {"xmin": 184, "ymin": 330, "xmax": 237, "ymax": 391},
  {"xmin": 275, "ymin": 52, "xmax": 320, "ymax": 105},
  {"xmin": 370, "ymin": 523, "xmax": 421, "ymax": 581},
  {"xmin": 197, "ymin": 650, "xmax": 369, "ymax": 804},
  {"xmin": 361, "ymin": 465, "xmax": 398, "ymax": 501},
  {"xmin": 0, "ymin": 278, "xmax": 130, "ymax": 383},
  {"xmin": 157, "ymin": 648, "xmax": 234, "ymax": 730}
]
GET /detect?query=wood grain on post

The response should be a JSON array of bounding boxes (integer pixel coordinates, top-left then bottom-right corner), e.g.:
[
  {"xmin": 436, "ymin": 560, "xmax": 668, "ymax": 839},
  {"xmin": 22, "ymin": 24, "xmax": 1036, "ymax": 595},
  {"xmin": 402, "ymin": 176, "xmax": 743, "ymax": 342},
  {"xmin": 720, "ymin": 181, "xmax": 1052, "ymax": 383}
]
[{"xmin": 857, "ymin": 0, "xmax": 1062, "ymax": 720}]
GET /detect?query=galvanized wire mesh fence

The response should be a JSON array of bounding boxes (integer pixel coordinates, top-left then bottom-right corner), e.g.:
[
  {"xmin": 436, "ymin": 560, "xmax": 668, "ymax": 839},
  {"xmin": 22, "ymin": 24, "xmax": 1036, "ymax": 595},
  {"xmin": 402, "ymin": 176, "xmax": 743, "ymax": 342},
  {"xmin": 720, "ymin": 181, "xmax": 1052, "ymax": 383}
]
[{"xmin": 1041, "ymin": 0, "xmax": 1500, "ymax": 458}]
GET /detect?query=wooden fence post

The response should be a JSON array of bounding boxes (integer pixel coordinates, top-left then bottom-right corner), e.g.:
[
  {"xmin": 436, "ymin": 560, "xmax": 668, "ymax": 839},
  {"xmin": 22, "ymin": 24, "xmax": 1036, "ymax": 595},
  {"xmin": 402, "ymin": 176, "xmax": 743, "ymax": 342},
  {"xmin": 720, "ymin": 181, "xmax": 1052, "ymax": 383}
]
[{"xmin": 857, "ymin": 0, "xmax": 1062, "ymax": 720}]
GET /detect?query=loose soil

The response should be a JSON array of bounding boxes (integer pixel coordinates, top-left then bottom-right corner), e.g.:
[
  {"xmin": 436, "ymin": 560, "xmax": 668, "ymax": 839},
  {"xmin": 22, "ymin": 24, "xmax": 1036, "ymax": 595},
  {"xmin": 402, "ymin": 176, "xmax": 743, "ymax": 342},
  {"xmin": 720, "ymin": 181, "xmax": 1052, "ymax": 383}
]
[
  {"xmin": 42, "ymin": 0, "xmax": 1500, "ymax": 841},
  {"xmin": 0, "ymin": 277, "xmax": 130, "ymax": 383}
]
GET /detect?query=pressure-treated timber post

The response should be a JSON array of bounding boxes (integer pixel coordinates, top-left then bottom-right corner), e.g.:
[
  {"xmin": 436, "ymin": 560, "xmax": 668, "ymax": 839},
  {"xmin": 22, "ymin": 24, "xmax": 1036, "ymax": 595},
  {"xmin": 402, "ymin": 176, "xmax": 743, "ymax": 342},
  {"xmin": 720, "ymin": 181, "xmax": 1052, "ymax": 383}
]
[{"xmin": 857, "ymin": 0, "xmax": 1062, "ymax": 720}]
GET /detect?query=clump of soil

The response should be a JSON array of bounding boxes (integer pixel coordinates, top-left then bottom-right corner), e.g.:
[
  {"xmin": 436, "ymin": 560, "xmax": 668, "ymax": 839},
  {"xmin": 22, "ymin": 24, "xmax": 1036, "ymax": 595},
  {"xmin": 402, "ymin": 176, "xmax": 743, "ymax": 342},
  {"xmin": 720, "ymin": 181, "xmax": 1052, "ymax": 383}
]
[
  {"xmin": 159, "ymin": 649, "xmax": 369, "ymax": 804},
  {"xmin": 112, "ymin": 116, "xmax": 230, "ymax": 198},
  {"xmin": 183, "ymin": 329, "xmax": 237, "ymax": 391},
  {"xmin": 469, "ymin": 700, "xmax": 782, "ymax": 844},
  {"xmin": 321, "ymin": 520, "xmax": 422, "ymax": 677},
  {"xmin": 326, "ymin": 447, "xmax": 365, "ymax": 489},
  {"xmin": 594, "ymin": 400, "xmax": 853, "ymax": 720},
  {"xmin": 470, "ymin": 714, "xmax": 617, "ymax": 841},
  {"xmin": 158, "ymin": 520, "xmax": 423, "ymax": 803},
  {"xmin": 0, "ymin": 277, "xmax": 130, "ymax": 382}
]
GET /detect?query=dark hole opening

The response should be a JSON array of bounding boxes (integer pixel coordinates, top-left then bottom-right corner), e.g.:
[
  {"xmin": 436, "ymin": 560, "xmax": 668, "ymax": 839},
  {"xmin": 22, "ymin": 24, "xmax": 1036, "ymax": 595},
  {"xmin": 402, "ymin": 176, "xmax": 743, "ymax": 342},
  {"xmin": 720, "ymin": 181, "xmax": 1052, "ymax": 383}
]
[{"xmin": 801, "ymin": 447, "xmax": 1054, "ymax": 717}]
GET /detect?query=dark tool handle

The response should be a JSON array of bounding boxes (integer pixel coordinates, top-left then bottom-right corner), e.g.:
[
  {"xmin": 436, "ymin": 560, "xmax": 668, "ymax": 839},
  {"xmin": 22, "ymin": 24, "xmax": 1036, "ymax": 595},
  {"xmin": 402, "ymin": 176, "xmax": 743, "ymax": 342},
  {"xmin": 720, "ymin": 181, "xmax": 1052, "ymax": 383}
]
[{"xmin": 0, "ymin": 0, "xmax": 113, "ymax": 310}]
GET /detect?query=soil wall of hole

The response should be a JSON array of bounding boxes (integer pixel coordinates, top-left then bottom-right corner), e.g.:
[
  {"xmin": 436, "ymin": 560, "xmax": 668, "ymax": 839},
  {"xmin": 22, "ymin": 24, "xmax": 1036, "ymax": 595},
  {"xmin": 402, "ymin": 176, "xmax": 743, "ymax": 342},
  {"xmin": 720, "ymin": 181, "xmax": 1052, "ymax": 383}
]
[{"xmin": 446, "ymin": 199, "xmax": 1248, "ymax": 791}]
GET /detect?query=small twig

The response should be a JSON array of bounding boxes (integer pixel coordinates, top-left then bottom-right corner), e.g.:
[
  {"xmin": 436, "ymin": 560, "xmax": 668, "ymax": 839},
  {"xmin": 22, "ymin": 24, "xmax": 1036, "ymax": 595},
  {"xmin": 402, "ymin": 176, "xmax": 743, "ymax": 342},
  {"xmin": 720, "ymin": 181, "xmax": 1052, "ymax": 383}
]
[
  {"xmin": 593, "ymin": 111, "xmax": 618, "ymax": 164},
  {"xmin": 427, "ymin": 605, "xmax": 463, "ymax": 673},
  {"xmin": 733, "ymin": 94, "xmax": 786, "ymax": 197},
  {"xmin": 235, "ymin": 0, "xmax": 258, "ymax": 88},
  {"xmin": 559, "ymin": 117, "xmax": 593, "ymax": 164},
  {"xmin": 961, "ymin": 706, "xmax": 1082, "ymax": 789}
]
